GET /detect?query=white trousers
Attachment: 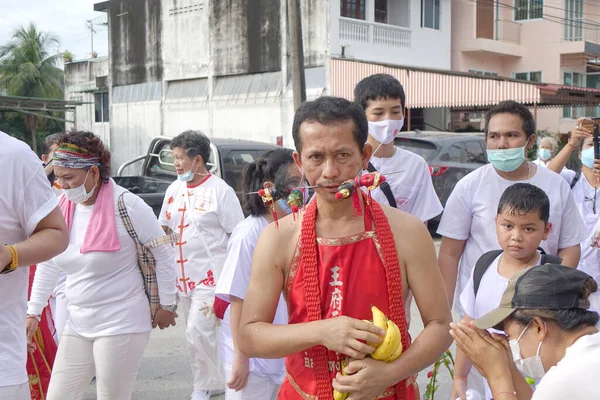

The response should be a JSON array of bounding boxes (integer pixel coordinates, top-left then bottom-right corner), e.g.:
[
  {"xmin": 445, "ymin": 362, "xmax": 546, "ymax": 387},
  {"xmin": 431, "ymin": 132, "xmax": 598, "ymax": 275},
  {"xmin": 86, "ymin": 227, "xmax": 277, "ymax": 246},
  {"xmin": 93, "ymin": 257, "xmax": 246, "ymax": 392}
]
[
  {"xmin": 181, "ymin": 286, "xmax": 224, "ymax": 392},
  {"xmin": 224, "ymin": 365, "xmax": 280, "ymax": 400},
  {"xmin": 0, "ymin": 383, "xmax": 30, "ymax": 400},
  {"xmin": 47, "ymin": 332, "xmax": 150, "ymax": 400}
]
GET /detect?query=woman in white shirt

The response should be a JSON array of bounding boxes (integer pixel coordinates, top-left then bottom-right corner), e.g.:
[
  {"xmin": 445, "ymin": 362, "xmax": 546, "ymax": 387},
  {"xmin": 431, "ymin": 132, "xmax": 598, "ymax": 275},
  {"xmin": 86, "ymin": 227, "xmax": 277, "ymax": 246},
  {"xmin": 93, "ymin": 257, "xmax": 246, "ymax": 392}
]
[
  {"xmin": 26, "ymin": 131, "xmax": 178, "ymax": 400},
  {"xmin": 549, "ymin": 121, "xmax": 600, "ymax": 313},
  {"xmin": 215, "ymin": 148, "xmax": 303, "ymax": 400},
  {"xmin": 450, "ymin": 264, "xmax": 600, "ymax": 400}
]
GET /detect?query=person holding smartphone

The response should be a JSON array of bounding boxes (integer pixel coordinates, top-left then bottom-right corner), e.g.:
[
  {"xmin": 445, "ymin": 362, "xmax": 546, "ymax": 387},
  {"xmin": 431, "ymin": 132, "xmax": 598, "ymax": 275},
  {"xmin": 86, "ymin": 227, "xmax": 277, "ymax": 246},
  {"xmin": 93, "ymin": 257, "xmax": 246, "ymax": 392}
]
[{"xmin": 548, "ymin": 118, "xmax": 600, "ymax": 313}]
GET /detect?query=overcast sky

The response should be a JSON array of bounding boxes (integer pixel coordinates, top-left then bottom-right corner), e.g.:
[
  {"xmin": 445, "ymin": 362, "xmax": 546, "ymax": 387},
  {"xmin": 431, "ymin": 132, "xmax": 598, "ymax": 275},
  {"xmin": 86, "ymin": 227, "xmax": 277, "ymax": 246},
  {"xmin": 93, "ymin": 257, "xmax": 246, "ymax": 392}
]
[{"xmin": 0, "ymin": 0, "xmax": 109, "ymax": 66}]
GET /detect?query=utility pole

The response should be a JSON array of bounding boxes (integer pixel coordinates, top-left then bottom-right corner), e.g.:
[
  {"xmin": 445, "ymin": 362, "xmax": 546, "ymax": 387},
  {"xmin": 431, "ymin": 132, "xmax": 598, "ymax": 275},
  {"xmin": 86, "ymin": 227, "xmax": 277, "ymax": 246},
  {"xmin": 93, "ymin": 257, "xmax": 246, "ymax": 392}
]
[
  {"xmin": 287, "ymin": 0, "xmax": 306, "ymax": 111},
  {"xmin": 86, "ymin": 20, "xmax": 97, "ymax": 57}
]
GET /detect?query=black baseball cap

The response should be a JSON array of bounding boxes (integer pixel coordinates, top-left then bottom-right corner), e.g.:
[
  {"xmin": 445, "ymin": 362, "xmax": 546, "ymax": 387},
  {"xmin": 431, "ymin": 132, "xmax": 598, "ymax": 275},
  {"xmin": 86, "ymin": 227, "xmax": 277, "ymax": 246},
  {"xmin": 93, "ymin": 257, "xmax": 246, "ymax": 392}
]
[{"xmin": 475, "ymin": 264, "xmax": 595, "ymax": 331}]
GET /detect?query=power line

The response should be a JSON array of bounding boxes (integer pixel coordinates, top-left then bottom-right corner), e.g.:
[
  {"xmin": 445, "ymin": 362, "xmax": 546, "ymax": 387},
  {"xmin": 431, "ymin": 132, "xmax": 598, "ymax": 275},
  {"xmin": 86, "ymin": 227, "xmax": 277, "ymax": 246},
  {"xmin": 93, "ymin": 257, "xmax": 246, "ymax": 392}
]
[{"xmin": 463, "ymin": 0, "xmax": 600, "ymax": 29}]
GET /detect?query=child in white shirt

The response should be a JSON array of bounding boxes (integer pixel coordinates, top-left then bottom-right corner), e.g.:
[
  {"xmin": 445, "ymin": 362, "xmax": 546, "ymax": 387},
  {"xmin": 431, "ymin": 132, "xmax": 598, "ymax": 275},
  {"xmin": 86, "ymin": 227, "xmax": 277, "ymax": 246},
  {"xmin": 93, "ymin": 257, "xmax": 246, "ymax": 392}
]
[{"xmin": 452, "ymin": 183, "xmax": 558, "ymax": 400}]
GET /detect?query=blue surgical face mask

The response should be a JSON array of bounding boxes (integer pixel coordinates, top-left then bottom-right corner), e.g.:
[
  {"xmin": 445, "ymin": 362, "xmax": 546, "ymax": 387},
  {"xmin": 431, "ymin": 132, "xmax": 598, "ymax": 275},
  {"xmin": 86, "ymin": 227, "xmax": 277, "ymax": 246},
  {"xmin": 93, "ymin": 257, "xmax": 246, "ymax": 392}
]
[
  {"xmin": 276, "ymin": 198, "xmax": 292, "ymax": 215},
  {"xmin": 487, "ymin": 146, "xmax": 526, "ymax": 173},
  {"xmin": 581, "ymin": 147, "xmax": 596, "ymax": 169},
  {"xmin": 538, "ymin": 148, "xmax": 552, "ymax": 161},
  {"xmin": 177, "ymin": 160, "xmax": 198, "ymax": 182}
]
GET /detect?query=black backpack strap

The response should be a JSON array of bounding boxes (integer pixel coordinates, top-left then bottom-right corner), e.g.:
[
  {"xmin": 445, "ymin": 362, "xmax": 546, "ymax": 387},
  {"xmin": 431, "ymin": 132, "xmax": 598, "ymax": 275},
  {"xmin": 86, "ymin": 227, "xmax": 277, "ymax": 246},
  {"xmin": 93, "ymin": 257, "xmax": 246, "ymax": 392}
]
[
  {"xmin": 540, "ymin": 254, "xmax": 563, "ymax": 265},
  {"xmin": 571, "ymin": 172, "xmax": 581, "ymax": 189},
  {"xmin": 473, "ymin": 250, "xmax": 504, "ymax": 296},
  {"xmin": 367, "ymin": 162, "xmax": 397, "ymax": 208}
]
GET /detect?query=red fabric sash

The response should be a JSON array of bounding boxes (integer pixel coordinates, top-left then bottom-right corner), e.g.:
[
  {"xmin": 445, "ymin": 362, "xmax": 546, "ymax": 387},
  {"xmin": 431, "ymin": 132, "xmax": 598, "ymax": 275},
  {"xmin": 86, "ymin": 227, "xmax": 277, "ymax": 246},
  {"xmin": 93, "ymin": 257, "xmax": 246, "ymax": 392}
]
[
  {"xmin": 27, "ymin": 266, "xmax": 58, "ymax": 400},
  {"xmin": 281, "ymin": 194, "xmax": 411, "ymax": 399}
]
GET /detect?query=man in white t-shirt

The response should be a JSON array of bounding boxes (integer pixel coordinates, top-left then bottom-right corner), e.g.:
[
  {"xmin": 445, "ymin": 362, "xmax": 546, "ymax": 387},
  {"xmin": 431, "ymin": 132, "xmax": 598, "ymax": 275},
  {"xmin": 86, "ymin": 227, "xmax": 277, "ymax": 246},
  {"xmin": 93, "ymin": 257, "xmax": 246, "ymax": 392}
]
[
  {"xmin": 437, "ymin": 100, "xmax": 586, "ymax": 317},
  {"xmin": 354, "ymin": 74, "xmax": 443, "ymax": 328},
  {"xmin": 0, "ymin": 131, "xmax": 69, "ymax": 400},
  {"xmin": 354, "ymin": 74, "xmax": 443, "ymax": 222},
  {"xmin": 159, "ymin": 131, "xmax": 244, "ymax": 400}
]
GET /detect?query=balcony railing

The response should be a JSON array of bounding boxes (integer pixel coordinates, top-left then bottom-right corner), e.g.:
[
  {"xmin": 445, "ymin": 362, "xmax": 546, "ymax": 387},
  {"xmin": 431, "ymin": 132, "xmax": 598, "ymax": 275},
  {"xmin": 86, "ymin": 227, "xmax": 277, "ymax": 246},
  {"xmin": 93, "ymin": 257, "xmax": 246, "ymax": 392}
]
[
  {"xmin": 339, "ymin": 17, "xmax": 411, "ymax": 49},
  {"xmin": 495, "ymin": 19, "xmax": 521, "ymax": 44}
]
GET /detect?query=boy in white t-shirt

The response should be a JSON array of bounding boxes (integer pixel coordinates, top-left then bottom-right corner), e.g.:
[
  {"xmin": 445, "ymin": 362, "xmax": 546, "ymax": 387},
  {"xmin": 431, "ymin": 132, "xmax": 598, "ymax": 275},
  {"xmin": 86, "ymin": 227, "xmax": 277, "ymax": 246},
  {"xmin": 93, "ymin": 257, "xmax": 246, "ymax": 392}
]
[
  {"xmin": 354, "ymin": 73, "xmax": 443, "ymax": 222},
  {"xmin": 452, "ymin": 183, "xmax": 557, "ymax": 400},
  {"xmin": 354, "ymin": 74, "xmax": 443, "ymax": 327}
]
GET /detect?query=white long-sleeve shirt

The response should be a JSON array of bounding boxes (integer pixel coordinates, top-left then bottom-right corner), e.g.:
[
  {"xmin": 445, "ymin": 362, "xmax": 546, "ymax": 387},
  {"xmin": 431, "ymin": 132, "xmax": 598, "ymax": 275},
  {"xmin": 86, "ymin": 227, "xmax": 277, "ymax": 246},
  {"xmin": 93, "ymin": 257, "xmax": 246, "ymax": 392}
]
[{"xmin": 28, "ymin": 185, "xmax": 177, "ymax": 338}]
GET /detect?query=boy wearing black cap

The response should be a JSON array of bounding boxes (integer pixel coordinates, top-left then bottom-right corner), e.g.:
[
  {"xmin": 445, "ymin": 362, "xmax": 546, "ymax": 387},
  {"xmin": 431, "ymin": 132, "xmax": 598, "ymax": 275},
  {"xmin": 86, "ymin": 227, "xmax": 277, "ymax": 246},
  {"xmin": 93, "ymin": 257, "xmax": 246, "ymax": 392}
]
[{"xmin": 452, "ymin": 183, "xmax": 557, "ymax": 400}]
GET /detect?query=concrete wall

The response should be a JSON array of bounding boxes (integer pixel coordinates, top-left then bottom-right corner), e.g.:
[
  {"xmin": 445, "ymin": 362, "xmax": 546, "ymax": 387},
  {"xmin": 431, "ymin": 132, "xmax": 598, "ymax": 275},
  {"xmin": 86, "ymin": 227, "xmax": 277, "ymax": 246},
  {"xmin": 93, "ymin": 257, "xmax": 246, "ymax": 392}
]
[
  {"xmin": 110, "ymin": 102, "xmax": 162, "ymax": 171},
  {"xmin": 330, "ymin": 0, "xmax": 451, "ymax": 70},
  {"xmin": 108, "ymin": 0, "xmax": 163, "ymax": 86},
  {"xmin": 64, "ymin": 58, "xmax": 111, "ymax": 147}
]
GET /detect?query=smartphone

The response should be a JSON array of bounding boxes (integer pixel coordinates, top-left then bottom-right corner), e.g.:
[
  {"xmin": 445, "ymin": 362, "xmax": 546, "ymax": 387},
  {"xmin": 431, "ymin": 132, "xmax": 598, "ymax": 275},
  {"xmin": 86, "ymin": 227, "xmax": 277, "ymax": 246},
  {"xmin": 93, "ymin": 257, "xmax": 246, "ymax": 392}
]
[{"xmin": 578, "ymin": 119, "xmax": 595, "ymax": 131}]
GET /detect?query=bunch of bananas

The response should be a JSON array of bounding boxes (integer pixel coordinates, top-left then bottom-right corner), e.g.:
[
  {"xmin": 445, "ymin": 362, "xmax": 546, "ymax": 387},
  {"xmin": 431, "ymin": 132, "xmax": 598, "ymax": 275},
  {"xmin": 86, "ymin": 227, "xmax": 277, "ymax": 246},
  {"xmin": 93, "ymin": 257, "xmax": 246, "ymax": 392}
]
[{"xmin": 333, "ymin": 306, "xmax": 403, "ymax": 400}]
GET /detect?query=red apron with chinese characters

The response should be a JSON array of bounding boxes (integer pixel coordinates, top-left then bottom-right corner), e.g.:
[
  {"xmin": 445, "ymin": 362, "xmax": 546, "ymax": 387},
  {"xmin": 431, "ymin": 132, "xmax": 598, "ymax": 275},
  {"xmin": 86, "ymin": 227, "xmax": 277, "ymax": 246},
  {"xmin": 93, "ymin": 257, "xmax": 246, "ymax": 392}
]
[
  {"xmin": 279, "ymin": 197, "xmax": 418, "ymax": 400},
  {"xmin": 27, "ymin": 266, "xmax": 57, "ymax": 400}
]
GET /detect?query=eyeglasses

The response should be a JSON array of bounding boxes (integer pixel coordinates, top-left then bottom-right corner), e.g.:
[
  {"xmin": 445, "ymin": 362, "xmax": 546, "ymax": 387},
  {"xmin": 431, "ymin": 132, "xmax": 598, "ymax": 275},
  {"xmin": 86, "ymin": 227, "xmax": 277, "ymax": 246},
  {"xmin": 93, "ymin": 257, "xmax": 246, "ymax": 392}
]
[{"xmin": 584, "ymin": 188, "xmax": 597, "ymax": 214}]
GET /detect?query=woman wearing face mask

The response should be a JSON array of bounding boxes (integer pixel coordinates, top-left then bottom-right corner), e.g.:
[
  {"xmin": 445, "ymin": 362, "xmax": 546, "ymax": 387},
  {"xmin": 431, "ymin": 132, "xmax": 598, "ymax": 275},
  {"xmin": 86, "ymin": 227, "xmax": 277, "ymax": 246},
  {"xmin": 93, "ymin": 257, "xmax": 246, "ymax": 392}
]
[
  {"xmin": 159, "ymin": 130, "xmax": 245, "ymax": 400},
  {"xmin": 450, "ymin": 263, "xmax": 600, "ymax": 400},
  {"xmin": 533, "ymin": 137, "xmax": 577, "ymax": 181},
  {"xmin": 548, "ymin": 120, "xmax": 600, "ymax": 313},
  {"xmin": 215, "ymin": 149, "xmax": 302, "ymax": 400},
  {"xmin": 26, "ymin": 131, "xmax": 178, "ymax": 400}
]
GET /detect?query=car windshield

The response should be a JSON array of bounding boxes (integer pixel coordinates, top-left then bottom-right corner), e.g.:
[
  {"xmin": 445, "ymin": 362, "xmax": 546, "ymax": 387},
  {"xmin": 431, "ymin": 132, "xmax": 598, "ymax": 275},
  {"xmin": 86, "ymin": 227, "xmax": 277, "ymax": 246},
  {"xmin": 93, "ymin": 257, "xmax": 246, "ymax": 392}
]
[{"xmin": 394, "ymin": 138, "xmax": 438, "ymax": 161}]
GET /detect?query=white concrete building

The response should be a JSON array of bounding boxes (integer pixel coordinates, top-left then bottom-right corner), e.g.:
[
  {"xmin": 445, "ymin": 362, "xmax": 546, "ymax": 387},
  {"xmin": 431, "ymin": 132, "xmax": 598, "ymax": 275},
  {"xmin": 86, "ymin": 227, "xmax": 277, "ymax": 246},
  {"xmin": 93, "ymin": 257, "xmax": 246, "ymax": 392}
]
[
  {"xmin": 64, "ymin": 57, "xmax": 110, "ymax": 146},
  {"xmin": 64, "ymin": 0, "xmax": 454, "ymax": 170}
]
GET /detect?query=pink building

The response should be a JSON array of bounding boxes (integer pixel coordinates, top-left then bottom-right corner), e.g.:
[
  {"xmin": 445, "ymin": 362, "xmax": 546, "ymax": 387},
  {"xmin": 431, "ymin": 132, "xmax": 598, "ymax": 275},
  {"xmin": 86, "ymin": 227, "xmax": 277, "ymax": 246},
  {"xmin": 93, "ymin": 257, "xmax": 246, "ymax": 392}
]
[{"xmin": 452, "ymin": 0, "xmax": 600, "ymax": 133}]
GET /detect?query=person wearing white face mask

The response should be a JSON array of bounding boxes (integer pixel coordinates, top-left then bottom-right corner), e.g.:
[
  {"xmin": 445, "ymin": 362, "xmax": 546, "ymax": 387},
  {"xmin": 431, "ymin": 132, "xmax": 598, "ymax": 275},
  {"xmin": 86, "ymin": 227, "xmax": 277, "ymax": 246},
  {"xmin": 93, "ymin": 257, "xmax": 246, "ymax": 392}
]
[
  {"xmin": 450, "ymin": 263, "xmax": 600, "ymax": 400},
  {"xmin": 354, "ymin": 74, "xmax": 442, "ymax": 222},
  {"xmin": 159, "ymin": 130, "xmax": 245, "ymax": 400},
  {"xmin": 27, "ymin": 131, "xmax": 179, "ymax": 400},
  {"xmin": 547, "ymin": 120, "xmax": 600, "ymax": 314},
  {"xmin": 354, "ymin": 74, "xmax": 443, "ymax": 329}
]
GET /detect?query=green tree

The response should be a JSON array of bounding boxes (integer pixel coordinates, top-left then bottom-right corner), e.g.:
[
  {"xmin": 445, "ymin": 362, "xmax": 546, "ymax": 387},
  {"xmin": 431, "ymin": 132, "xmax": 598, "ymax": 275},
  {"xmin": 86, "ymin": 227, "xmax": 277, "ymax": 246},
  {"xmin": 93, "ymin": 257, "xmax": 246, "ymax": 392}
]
[{"xmin": 0, "ymin": 23, "xmax": 63, "ymax": 153}]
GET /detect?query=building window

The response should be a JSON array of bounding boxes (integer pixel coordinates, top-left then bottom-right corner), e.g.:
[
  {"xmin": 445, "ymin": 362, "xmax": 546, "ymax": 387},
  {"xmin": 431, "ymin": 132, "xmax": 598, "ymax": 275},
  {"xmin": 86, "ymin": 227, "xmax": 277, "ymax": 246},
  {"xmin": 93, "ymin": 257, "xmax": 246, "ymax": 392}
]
[
  {"xmin": 468, "ymin": 69, "xmax": 499, "ymax": 77},
  {"xmin": 94, "ymin": 92, "xmax": 109, "ymax": 123},
  {"xmin": 563, "ymin": 71, "xmax": 589, "ymax": 118},
  {"xmin": 564, "ymin": 71, "xmax": 584, "ymax": 87},
  {"xmin": 565, "ymin": 0, "xmax": 583, "ymax": 40},
  {"xmin": 515, "ymin": 0, "xmax": 543, "ymax": 21},
  {"xmin": 514, "ymin": 71, "xmax": 542, "ymax": 82},
  {"xmin": 341, "ymin": 0, "xmax": 366, "ymax": 20},
  {"xmin": 375, "ymin": 0, "xmax": 388, "ymax": 23},
  {"xmin": 421, "ymin": 0, "xmax": 440, "ymax": 29}
]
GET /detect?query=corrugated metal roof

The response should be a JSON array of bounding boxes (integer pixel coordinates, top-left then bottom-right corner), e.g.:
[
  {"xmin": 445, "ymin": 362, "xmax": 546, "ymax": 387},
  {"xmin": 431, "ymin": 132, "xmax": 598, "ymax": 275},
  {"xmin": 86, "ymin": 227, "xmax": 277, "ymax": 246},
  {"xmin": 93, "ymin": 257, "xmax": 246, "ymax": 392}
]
[
  {"xmin": 330, "ymin": 58, "xmax": 542, "ymax": 108},
  {"xmin": 112, "ymin": 82, "xmax": 162, "ymax": 104}
]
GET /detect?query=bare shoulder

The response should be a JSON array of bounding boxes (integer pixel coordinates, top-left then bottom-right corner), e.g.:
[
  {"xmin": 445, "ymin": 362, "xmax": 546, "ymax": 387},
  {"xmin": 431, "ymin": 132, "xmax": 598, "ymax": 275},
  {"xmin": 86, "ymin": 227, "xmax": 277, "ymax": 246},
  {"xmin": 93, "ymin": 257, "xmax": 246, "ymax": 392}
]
[
  {"xmin": 379, "ymin": 204, "xmax": 433, "ymax": 257},
  {"xmin": 380, "ymin": 204, "xmax": 427, "ymax": 237}
]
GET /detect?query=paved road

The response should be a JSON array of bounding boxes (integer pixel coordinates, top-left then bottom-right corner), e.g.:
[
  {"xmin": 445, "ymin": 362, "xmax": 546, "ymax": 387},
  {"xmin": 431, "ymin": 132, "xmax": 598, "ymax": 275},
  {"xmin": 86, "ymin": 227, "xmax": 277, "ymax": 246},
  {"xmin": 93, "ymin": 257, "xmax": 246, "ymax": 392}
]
[{"xmin": 84, "ymin": 239, "xmax": 456, "ymax": 399}]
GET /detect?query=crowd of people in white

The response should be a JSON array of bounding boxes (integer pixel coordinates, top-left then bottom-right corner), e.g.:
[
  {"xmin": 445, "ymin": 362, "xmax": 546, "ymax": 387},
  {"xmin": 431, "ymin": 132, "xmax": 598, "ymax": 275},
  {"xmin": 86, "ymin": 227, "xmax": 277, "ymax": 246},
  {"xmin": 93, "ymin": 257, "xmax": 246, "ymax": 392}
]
[{"xmin": 1, "ymin": 73, "xmax": 599, "ymax": 400}]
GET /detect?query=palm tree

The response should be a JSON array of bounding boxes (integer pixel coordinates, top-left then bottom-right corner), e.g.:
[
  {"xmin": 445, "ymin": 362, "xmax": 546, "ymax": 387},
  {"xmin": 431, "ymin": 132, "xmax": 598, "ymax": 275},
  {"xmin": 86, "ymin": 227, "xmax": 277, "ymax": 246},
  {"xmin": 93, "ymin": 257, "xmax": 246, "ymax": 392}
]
[{"xmin": 0, "ymin": 23, "xmax": 63, "ymax": 153}]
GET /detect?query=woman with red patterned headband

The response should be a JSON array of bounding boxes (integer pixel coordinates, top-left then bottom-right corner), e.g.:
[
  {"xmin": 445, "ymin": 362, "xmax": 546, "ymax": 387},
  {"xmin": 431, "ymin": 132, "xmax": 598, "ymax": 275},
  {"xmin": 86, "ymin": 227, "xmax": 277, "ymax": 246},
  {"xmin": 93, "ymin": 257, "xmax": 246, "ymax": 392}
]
[
  {"xmin": 26, "ymin": 131, "xmax": 178, "ymax": 400},
  {"xmin": 238, "ymin": 97, "xmax": 452, "ymax": 400}
]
